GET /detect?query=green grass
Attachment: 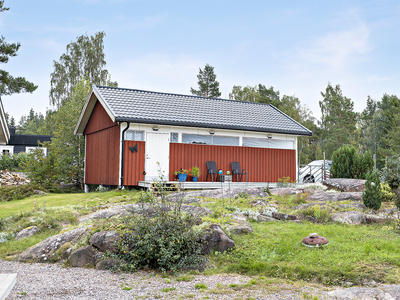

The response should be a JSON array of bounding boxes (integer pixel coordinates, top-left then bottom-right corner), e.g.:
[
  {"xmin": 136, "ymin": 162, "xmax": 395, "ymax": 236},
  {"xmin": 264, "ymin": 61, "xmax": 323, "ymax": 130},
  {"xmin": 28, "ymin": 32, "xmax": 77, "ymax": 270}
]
[
  {"xmin": 0, "ymin": 189, "xmax": 138, "ymax": 218},
  {"xmin": 206, "ymin": 221, "xmax": 400, "ymax": 284}
]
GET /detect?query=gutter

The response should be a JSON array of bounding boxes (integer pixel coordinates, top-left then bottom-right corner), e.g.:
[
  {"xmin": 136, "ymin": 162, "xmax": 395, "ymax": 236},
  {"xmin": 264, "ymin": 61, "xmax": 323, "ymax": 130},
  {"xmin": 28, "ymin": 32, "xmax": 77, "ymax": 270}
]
[{"xmin": 119, "ymin": 122, "xmax": 130, "ymax": 188}]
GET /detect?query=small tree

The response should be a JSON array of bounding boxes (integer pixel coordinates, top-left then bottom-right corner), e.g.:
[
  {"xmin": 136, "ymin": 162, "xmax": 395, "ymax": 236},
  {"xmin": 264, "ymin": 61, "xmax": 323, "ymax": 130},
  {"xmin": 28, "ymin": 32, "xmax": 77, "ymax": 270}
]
[
  {"xmin": 363, "ymin": 170, "xmax": 382, "ymax": 211},
  {"xmin": 330, "ymin": 145, "xmax": 373, "ymax": 179},
  {"xmin": 190, "ymin": 64, "xmax": 221, "ymax": 98}
]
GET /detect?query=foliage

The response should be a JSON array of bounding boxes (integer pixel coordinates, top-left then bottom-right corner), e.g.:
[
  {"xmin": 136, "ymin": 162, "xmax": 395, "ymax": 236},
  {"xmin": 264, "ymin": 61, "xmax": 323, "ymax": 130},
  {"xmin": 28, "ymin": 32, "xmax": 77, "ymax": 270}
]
[
  {"xmin": 49, "ymin": 32, "xmax": 116, "ymax": 108},
  {"xmin": 22, "ymin": 142, "xmax": 60, "ymax": 190},
  {"xmin": 330, "ymin": 145, "xmax": 373, "ymax": 179},
  {"xmin": 190, "ymin": 166, "xmax": 200, "ymax": 177},
  {"xmin": 174, "ymin": 168, "xmax": 191, "ymax": 175},
  {"xmin": 114, "ymin": 166, "xmax": 203, "ymax": 272},
  {"xmin": 190, "ymin": 64, "xmax": 221, "ymax": 98},
  {"xmin": 381, "ymin": 183, "xmax": 395, "ymax": 202},
  {"xmin": 300, "ymin": 205, "xmax": 331, "ymax": 223},
  {"xmin": 319, "ymin": 83, "xmax": 357, "ymax": 159},
  {"xmin": 362, "ymin": 170, "xmax": 382, "ymax": 211},
  {"xmin": 277, "ymin": 176, "xmax": 295, "ymax": 188},
  {"xmin": 0, "ymin": 1, "xmax": 37, "ymax": 95},
  {"xmin": 0, "ymin": 152, "xmax": 27, "ymax": 171},
  {"xmin": 0, "ymin": 184, "xmax": 39, "ymax": 202}
]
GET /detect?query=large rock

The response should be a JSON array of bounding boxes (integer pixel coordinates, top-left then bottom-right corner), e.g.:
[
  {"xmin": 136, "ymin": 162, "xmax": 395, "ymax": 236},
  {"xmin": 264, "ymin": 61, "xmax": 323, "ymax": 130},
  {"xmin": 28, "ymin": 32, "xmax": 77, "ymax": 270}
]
[
  {"xmin": 170, "ymin": 187, "xmax": 270, "ymax": 200},
  {"xmin": 331, "ymin": 211, "xmax": 364, "ymax": 224},
  {"xmin": 79, "ymin": 206, "xmax": 130, "ymax": 223},
  {"xmin": 326, "ymin": 286, "xmax": 400, "ymax": 299},
  {"xmin": 16, "ymin": 226, "xmax": 89, "ymax": 263},
  {"xmin": 257, "ymin": 215, "xmax": 278, "ymax": 222},
  {"xmin": 15, "ymin": 226, "xmax": 39, "ymax": 240},
  {"xmin": 224, "ymin": 220, "xmax": 253, "ymax": 235},
  {"xmin": 307, "ymin": 192, "xmax": 362, "ymax": 201},
  {"xmin": 96, "ymin": 259, "xmax": 122, "ymax": 270},
  {"xmin": 200, "ymin": 224, "xmax": 235, "ymax": 254},
  {"xmin": 68, "ymin": 245, "xmax": 101, "ymax": 268},
  {"xmin": 323, "ymin": 178, "xmax": 366, "ymax": 192},
  {"xmin": 89, "ymin": 231, "xmax": 120, "ymax": 253}
]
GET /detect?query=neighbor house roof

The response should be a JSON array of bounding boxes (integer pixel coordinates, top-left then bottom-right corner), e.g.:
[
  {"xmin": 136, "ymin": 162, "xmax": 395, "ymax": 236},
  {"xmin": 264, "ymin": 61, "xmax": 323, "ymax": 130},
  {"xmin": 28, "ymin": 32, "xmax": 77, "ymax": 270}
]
[{"xmin": 75, "ymin": 85, "xmax": 312, "ymax": 136}]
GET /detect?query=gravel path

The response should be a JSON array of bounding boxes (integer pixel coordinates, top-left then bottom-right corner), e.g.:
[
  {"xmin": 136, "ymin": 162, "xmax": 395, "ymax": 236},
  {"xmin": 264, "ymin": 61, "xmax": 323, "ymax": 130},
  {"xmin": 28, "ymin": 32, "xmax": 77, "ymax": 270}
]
[{"xmin": 0, "ymin": 260, "xmax": 328, "ymax": 300}]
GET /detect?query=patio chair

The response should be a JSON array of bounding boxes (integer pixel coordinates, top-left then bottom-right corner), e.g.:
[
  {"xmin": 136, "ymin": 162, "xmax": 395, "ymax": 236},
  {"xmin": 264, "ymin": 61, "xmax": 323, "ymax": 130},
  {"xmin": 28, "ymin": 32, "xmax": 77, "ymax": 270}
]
[
  {"xmin": 231, "ymin": 161, "xmax": 248, "ymax": 183},
  {"xmin": 206, "ymin": 161, "xmax": 221, "ymax": 183}
]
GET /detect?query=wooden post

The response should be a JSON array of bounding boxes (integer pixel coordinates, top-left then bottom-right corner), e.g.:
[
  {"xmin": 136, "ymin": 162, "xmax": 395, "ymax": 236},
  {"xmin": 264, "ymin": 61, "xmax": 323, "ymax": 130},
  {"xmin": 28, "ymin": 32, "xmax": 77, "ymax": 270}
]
[{"xmin": 373, "ymin": 153, "xmax": 376, "ymax": 171}]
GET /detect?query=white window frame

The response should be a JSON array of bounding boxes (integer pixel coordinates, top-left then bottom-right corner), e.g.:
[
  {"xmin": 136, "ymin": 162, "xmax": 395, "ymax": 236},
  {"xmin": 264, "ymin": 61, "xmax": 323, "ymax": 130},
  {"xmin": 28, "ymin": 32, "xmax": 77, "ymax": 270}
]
[{"xmin": 0, "ymin": 146, "xmax": 14, "ymax": 155}]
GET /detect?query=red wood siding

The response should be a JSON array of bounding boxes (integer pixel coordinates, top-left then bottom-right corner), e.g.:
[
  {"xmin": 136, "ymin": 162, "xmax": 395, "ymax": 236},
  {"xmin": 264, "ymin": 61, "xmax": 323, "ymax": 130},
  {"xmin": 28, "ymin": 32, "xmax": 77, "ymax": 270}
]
[
  {"xmin": 169, "ymin": 143, "xmax": 296, "ymax": 182},
  {"xmin": 84, "ymin": 99, "xmax": 120, "ymax": 185},
  {"xmin": 123, "ymin": 141, "xmax": 145, "ymax": 186},
  {"xmin": 84, "ymin": 101, "xmax": 117, "ymax": 135}
]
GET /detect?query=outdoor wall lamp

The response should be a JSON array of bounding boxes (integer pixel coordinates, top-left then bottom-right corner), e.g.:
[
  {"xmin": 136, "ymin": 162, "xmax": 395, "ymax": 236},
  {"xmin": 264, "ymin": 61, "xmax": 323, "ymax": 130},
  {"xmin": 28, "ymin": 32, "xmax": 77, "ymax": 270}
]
[
  {"xmin": 209, "ymin": 130, "xmax": 215, "ymax": 135},
  {"xmin": 267, "ymin": 135, "xmax": 272, "ymax": 139},
  {"xmin": 152, "ymin": 127, "xmax": 159, "ymax": 131}
]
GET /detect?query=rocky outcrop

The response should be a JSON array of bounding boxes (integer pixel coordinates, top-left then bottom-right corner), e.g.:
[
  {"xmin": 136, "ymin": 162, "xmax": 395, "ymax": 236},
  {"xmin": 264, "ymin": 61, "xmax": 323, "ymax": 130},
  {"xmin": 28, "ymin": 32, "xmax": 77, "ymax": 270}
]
[
  {"xmin": 16, "ymin": 226, "xmax": 89, "ymax": 263},
  {"xmin": 15, "ymin": 226, "xmax": 39, "ymax": 240},
  {"xmin": 89, "ymin": 231, "xmax": 120, "ymax": 254},
  {"xmin": 323, "ymin": 178, "xmax": 366, "ymax": 192},
  {"xmin": 256, "ymin": 215, "xmax": 278, "ymax": 222},
  {"xmin": 96, "ymin": 259, "xmax": 122, "ymax": 270},
  {"xmin": 68, "ymin": 245, "xmax": 101, "ymax": 268},
  {"xmin": 307, "ymin": 192, "xmax": 362, "ymax": 201},
  {"xmin": 79, "ymin": 206, "xmax": 130, "ymax": 223},
  {"xmin": 326, "ymin": 285, "xmax": 400, "ymax": 299},
  {"xmin": 331, "ymin": 211, "xmax": 393, "ymax": 224},
  {"xmin": 170, "ymin": 187, "xmax": 270, "ymax": 200},
  {"xmin": 224, "ymin": 220, "xmax": 253, "ymax": 235},
  {"xmin": 200, "ymin": 224, "xmax": 235, "ymax": 254},
  {"xmin": 292, "ymin": 202, "xmax": 366, "ymax": 210}
]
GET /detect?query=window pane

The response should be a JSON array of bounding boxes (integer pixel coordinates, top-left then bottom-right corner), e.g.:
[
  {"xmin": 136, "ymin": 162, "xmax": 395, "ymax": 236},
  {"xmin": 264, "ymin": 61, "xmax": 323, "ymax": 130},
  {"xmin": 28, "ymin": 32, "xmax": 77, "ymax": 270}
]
[
  {"xmin": 126, "ymin": 130, "xmax": 135, "ymax": 140},
  {"xmin": 170, "ymin": 133, "xmax": 179, "ymax": 143},
  {"xmin": 242, "ymin": 137, "xmax": 269, "ymax": 148},
  {"xmin": 269, "ymin": 140, "xmax": 294, "ymax": 149},
  {"xmin": 182, "ymin": 134, "xmax": 212, "ymax": 144},
  {"xmin": 136, "ymin": 131, "xmax": 144, "ymax": 141},
  {"xmin": 212, "ymin": 136, "xmax": 239, "ymax": 146}
]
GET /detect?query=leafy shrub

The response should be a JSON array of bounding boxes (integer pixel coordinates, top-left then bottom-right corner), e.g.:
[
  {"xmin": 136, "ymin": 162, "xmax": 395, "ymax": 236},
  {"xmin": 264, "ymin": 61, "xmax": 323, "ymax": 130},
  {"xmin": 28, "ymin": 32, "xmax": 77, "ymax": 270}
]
[
  {"xmin": 114, "ymin": 165, "xmax": 203, "ymax": 272},
  {"xmin": 0, "ymin": 184, "xmax": 39, "ymax": 202},
  {"xmin": 381, "ymin": 183, "xmax": 395, "ymax": 202},
  {"xmin": 277, "ymin": 176, "xmax": 295, "ymax": 187},
  {"xmin": 330, "ymin": 145, "xmax": 373, "ymax": 179},
  {"xmin": 362, "ymin": 170, "xmax": 382, "ymax": 210},
  {"xmin": 0, "ymin": 152, "xmax": 27, "ymax": 171}
]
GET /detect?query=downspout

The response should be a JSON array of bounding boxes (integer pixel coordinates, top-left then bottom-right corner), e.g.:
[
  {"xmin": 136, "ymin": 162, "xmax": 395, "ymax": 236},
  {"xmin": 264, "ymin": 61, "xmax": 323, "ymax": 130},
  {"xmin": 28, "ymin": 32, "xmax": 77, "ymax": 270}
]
[{"xmin": 119, "ymin": 122, "xmax": 130, "ymax": 188}]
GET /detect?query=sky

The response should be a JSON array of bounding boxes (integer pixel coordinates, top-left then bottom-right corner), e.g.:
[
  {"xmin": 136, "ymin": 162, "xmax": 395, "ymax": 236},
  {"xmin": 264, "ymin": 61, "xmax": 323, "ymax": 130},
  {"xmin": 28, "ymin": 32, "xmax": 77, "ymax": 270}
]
[{"xmin": 1, "ymin": 0, "xmax": 400, "ymax": 122}]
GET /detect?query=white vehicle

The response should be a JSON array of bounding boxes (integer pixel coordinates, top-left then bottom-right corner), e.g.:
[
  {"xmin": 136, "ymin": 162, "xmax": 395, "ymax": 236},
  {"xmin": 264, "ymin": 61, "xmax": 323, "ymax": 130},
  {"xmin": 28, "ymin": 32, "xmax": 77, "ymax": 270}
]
[{"xmin": 298, "ymin": 160, "xmax": 332, "ymax": 183}]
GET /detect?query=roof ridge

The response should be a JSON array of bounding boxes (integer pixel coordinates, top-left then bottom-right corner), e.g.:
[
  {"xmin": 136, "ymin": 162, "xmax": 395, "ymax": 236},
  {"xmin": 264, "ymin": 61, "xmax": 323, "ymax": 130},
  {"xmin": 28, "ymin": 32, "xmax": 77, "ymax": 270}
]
[{"xmin": 95, "ymin": 85, "xmax": 276, "ymax": 107}]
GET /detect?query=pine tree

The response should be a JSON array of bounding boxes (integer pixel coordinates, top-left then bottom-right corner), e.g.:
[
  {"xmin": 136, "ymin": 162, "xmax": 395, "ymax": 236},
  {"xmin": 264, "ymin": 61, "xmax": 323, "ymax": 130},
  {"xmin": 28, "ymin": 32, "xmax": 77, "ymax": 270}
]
[
  {"xmin": 0, "ymin": 1, "xmax": 37, "ymax": 95},
  {"xmin": 363, "ymin": 170, "xmax": 382, "ymax": 210},
  {"xmin": 190, "ymin": 64, "xmax": 221, "ymax": 98}
]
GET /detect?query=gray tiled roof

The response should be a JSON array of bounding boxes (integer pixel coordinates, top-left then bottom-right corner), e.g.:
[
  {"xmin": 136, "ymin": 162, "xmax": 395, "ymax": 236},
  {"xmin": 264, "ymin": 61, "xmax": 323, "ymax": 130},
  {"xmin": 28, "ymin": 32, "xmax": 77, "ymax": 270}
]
[{"xmin": 94, "ymin": 85, "xmax": 312, "ymax": 136}]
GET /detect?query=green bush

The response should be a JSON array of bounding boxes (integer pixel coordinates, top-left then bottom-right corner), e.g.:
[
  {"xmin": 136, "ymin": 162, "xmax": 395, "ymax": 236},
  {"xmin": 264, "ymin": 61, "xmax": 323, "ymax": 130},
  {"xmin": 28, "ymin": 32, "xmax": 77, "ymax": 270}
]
[
  {"xmin": 113, "ymin": 166, "xmax": 203, "ymax": 272},
  {"xmin": 362, "ymin": 170, "xmax": 382, "ymax": 210},
  {"xmin": 330, "ymin": 145, "xmax": 373, "ymax": 179},
  {"xmin": 0, "ymin": 184, "xmax": 39, "ymax": 202},
  {"xmin": 381, "ymin": 183, "xmax": 395, "ymax": 202},
  {"xmin": 0, "ymin": 152, "xmax": 27, "ymax": 171}
]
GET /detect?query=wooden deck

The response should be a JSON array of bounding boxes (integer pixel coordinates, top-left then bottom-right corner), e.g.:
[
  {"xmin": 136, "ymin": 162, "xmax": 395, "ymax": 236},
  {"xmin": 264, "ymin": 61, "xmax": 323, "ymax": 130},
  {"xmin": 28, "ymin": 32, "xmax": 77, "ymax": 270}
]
[{"xmin": 138, "ymin": 180, "xmax": 279, "ymax": 190}]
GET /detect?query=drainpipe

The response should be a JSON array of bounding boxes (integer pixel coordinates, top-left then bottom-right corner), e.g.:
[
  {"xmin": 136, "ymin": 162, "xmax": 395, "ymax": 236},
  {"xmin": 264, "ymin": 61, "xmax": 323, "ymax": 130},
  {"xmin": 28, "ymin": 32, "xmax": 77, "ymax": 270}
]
[{"xmin": 119, "ymin": 122, "xmax": 130, "ymax": 188}]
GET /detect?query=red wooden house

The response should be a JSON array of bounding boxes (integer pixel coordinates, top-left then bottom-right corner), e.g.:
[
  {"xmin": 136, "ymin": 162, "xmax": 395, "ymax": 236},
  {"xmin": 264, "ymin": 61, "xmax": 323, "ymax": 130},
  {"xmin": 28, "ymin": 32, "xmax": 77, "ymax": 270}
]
[{"xmin": 74, "ymin": 85, "xmax": 312, "ymax": 189}]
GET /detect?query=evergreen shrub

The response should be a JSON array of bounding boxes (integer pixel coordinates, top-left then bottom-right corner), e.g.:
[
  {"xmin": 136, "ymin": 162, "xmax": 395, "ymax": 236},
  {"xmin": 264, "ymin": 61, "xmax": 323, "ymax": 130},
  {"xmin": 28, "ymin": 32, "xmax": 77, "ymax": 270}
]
[
  {"xmin": 330, "ymin": 145, "xmax": 373, "ymax": 179},
  {"xmin": 362, "ymin": 170, "xmax": 382, "ymax": 210},
  {"xmin": 0, "ymin": 152, "xmax": 27, "ymax": 171}
]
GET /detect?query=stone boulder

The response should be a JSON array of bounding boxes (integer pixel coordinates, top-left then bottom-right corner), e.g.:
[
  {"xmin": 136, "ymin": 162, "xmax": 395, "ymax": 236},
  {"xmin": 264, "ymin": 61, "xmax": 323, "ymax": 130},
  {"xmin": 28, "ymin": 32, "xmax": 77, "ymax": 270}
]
[
  {"xmin": 89, "ymin": 231, "xmax": 121, "ymax": 253},
  {"xmin": 326, "ymin": 286, "xmax": 400, "ymax": 299},
  {"xmin": 323, "ymin": 178, "xmax": 366, "ymax": 192},
  {"xmin": 224, "ymin": 220, "xmax": 253, "ymax": 235},
  {"xmin": 68, "ymin": 245, "xmax": 101, "ymax": 268},
  {"xmin": 257, "ymin": 215, "xmax": 278, "ymax": 222},
  {"xmin": 96, "ymin": 259, "xmax": 122, "ymax": 270},
  {"xmin": 200, "ymin": 224, "xmax": 235, "ymax": 254},
  {"xmin": 307, "ymin": 191, "xmax": 362, "ymax": 201},
  {"xmin": 79, "ymin": 206, "xmax": 130, "ymax": 223},
  {"xmin": 16, "ymin": 226, "xmax": 89, "ymax": 263},
  {"xmin": 15, "ymin": 226, "xmax": 39, "ymax": 240},
  {"xmin": 170, "ymin": 187, "xmax": 270, "ymax": 200},
  {"xmin": 331, "ymin": 211, "xmax": 364, "ymax": 224}
]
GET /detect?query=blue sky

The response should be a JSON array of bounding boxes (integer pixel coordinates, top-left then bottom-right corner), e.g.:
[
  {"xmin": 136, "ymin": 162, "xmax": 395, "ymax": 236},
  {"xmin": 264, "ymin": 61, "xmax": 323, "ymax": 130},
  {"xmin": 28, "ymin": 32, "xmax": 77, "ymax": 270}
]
[{"xmin": 1, "ymin": 0, "xmax": 400, "ymax": 121}]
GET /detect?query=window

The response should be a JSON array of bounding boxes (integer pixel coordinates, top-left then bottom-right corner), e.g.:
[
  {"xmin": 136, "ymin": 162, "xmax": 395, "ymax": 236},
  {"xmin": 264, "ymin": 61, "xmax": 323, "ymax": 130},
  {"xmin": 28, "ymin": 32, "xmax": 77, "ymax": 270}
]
[
  {"xmin": 243, "ymin": 137, "xmax": 294, "ymax": 150},
  {"xmin": 0, "ymin": 146, "xmax": 14, "ymax": 155},
  {"xmin": 126, "ymin": 130, "xmax": 144, "ymax": 141},
  {"xmin": 182, "ymin": 134, "xmax": 239, "ymax": 146},
  {"xmin": 170, "ymin": 132, "xmax": 179, "ymax": 143}
]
